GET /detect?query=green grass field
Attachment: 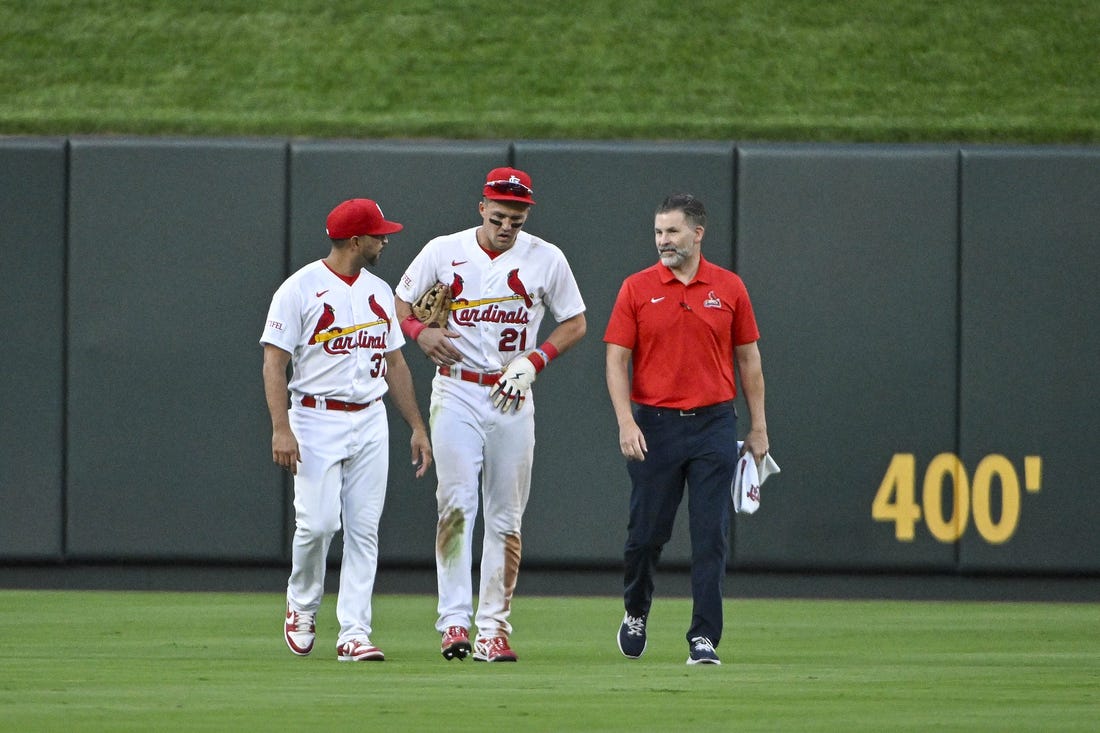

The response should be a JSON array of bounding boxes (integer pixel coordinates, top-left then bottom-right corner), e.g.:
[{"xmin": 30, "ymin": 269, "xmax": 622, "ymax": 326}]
[
  {"xmin": 2, "ymin": 0, "xmax": 1098, "ymax": 142},
  {"xmin": 1, "ymin": 590, "xmax": 1096, "ymax": 731}
]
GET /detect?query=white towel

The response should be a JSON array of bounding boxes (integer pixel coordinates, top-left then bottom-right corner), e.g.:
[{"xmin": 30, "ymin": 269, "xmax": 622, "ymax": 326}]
[{"xmin": 731, "ymin": 441, "xmax": 781, "ymax": 514}]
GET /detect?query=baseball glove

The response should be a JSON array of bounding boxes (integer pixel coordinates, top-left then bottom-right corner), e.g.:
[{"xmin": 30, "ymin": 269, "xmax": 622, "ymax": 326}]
[{"xmin": 411, "ymin": 282, "xmax": 453, "ymax": 328}]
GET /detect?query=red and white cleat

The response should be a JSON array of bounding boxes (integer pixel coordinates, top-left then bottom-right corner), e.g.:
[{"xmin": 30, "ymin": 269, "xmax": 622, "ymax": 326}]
[
  {"xmin": 284, "ymin": 605, "xmax": 316, "ymax": 656},
  {"xmin": 472, "ymin": 635, "xmax": 517, "ymax": 662},
  {"xmin": 337, "ymin": 639, "xmax": 385, "ymax": 662},
  {"xmin": 441, "ymin": 626, "xmax": 471, "ymax": 660}
]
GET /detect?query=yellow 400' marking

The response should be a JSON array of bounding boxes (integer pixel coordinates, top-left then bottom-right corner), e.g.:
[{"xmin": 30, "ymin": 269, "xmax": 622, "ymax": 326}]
[{"xmin": 871, "ymin": 453, "xmax": 1042, "ymax": 545}]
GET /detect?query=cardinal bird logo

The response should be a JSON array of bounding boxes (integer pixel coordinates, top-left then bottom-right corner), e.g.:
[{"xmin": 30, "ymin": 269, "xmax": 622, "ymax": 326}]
[
  {"xmin": 308, "ymin": 303, "xmax": 337, "ymax": 344},
  {"xmin": 507, "ymin": 269, "xmax": 532, "ymax": 308},
  {"xmin": 450, "ymin": 272, "xmax": 464, "ymax": 300},
  {"xmin": 368, "ymin": 294, "xmax": 391, "ymax": 329}
]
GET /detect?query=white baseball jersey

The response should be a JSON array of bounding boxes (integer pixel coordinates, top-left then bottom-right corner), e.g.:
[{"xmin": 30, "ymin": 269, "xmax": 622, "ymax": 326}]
[
  {"xmin": 261, "ymin": 260, "xmax": 404, "ymax": 402},
  {"xmin": 261, "ymin": 259, "xmax": 403, "ymax": 645},
  {"xmin": 397, "ymin": 226, "xmax": 585, "ymax": 641},
  {"xmin": 395, "ymin": 227, "xmax": 585, "ymax": 369}
]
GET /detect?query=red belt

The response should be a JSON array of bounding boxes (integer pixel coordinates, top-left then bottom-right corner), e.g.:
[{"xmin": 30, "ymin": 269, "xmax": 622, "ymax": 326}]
[
  {"xmin": 438, "ymin": 366, "xmax": 501, "ymax": 386},
  {"xmin": 300, "ymin": 395, "xmax": 380, "ymax": 411}
]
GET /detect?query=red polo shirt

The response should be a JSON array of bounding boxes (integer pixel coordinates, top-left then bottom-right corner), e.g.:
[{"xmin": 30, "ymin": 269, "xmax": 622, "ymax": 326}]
[{"xmin": 603, "ymin": 257, "xmax": 759, "ymax": 410}]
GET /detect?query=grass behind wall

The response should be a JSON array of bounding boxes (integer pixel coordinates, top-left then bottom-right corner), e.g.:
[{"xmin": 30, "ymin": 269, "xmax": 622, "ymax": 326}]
[{"xmin": 1, "ymin": 0, "xmax": 1098, "ymax": 142}]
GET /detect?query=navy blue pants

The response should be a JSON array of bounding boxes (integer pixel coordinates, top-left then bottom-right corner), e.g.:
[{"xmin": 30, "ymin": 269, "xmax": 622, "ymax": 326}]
[{"xmin": 623, "ymin": 402, "xmax": 737, "ymax": 646}]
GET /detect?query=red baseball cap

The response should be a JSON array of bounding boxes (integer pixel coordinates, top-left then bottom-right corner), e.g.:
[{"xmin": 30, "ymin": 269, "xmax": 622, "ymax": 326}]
[
  {"xmin": 325, "ymin": 198, "xmax": 404, "ymax": 239},
  {"xmin": 483, "ymin": 167, "xmax": 536, "ymax": 205}
]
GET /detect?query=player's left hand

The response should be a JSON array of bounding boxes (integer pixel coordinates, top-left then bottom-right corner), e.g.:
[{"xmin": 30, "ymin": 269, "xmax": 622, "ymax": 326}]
[
  {"xmin": 272, "ymin": 425, "xmax": 302, "ymax": 475},
  {"xmin": 490, "ymin": 356, "xmax": 536, "ymax": 412},
  {"xmin": 410, "ymin": 427, "xmax": 433, "ymax": 478}
]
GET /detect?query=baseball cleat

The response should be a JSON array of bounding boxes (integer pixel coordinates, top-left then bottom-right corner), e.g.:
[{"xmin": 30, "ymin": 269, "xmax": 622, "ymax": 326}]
[
  {"xmin": 441, "ymin": 626, "xmax": 471, "ymax": 660},
  {"xmin": 337, "ymin": 639, "xmax": 385, "ymax": 662},
  {"xmin": 472, "ymin": 635, "xmax": 517, "ymax": 662},
  {"xmin": 686, "ymin": 636, "xmax": 721, "ymax": 665},
  {"xmin": 617, "ymin": 612, "xmax": 648, "ymax": 659},
  {"xmin": 284, "ymin": 605, "xmax": 316, "ymax": 656}
]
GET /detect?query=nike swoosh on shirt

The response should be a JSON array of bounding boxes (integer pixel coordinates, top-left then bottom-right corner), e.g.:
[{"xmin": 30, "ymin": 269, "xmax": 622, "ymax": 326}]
[
  {"xmin": 316, "ymin": 290, "xmax": 329, "ymax": 298},
  {"xmin": 451, "ymin": 260, "xmax": 468, "ymax": 266},
  {"xmin": 650, "ymin": 296, "xmax": 665, "ymax": 303}
]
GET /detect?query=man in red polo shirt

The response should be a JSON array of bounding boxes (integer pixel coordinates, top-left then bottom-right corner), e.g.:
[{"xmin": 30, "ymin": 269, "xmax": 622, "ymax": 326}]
[{"xmin": 604, "ymin": 193, "xmax": 770, "ymax": 666}]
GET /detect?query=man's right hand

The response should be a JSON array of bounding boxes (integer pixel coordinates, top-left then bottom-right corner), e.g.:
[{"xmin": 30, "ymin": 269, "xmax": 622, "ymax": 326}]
[{"xmin": 417, "ymin": 326, "xmax": 463, "ymax": 367}]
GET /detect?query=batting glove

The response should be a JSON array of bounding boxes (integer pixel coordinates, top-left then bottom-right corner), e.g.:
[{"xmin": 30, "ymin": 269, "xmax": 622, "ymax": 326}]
[{"xmin": 490, "ymin": 356, "xmax": 536, "ymax": 412}]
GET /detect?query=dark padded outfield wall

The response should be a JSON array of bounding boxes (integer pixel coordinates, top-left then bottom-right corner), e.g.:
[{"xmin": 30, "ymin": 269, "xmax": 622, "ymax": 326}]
[
  {"xmin": 287, "ymin": 141, "xmax": 511, "ymax": 565},
  {"xmin": 65, "ymin": 139, "xmax": 288, "ymax": 561},
  {"xmin": 3, "ymin": 137, "xmax": 1099, "ymax": 584},
  {"xmin": 957, "ymin": 147, "xmax": 1100, "ymax": 573},
  {"xmin": 0, "ymin": 139, "xmax": 67, "ymax": 559},
  {"xmin": 513, "ymin": 141, "xmax": 736, "ymax": 565},
  {"xmin": 732, "ymin": 144, "xmax": 961, "ymax": 571}
]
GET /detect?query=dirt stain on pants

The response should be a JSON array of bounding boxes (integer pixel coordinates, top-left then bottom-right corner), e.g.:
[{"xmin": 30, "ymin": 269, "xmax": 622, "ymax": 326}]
[
  {"xmin": 502, "ymin": 532, "xmax": 521, "ymax": 612},
  {"xmin": 436, "ymin": 508, "xmax": 465, "ymax": 565}
]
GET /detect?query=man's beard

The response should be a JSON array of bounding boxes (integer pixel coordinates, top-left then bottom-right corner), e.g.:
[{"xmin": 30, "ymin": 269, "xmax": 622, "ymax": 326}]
[{"xmin": 659, "ymin": 247, "xmax": 691, "ymax": 268}]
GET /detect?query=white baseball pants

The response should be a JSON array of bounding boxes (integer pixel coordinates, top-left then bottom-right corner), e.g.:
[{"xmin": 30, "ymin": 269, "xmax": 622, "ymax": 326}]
[
  {"xmin": 430, "ymin": 376, "xmax": 534, "ymax": 639},
  {"xmin": 285, "ymin": 402, "xmax": 389, "ymax": 645}
]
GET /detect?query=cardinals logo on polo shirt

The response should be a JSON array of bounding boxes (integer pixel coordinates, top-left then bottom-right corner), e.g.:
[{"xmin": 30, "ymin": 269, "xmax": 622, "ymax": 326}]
[{"xmin": 704, "ymin": 291, "xmax": 722, "ymax": 309}]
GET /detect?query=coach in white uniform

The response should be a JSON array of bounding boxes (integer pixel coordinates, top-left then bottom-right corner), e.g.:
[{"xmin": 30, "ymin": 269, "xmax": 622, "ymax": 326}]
[
  {"xmin": 395, "ymin": 167, "xmax": 586, "ymax": 662},
  {"xmin": 261, "ymin": 198, "xmax": 432, "ymax": 662}
]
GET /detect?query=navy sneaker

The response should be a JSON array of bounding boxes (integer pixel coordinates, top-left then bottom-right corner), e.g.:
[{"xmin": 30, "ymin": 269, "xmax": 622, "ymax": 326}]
[
  {"xmin": 617, "ymin": 612, "xmax": 648, "ymax": 659},
  {"xmin": 687, "ymin": 636, "xmax": 721, "ymax": 665}
]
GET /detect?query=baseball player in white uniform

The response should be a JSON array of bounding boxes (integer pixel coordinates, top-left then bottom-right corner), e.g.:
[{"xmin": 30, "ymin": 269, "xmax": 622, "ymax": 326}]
[
  {"xmin": 395, "ymin": 167, "xmax": 586, "ymax": 662},
  {"xmin": 261, "ymin": 198, "xmax": 432, "ymax": 662}
]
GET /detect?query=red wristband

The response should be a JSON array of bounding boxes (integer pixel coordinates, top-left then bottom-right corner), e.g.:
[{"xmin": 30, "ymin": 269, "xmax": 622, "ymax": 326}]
[
  {"xmin": 401, "ymin": 314, "xmax": 428, "ymax": 341},
  {"xmin": 527, "ymin": 342, "xmax": 560, "ymax": 373}
]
